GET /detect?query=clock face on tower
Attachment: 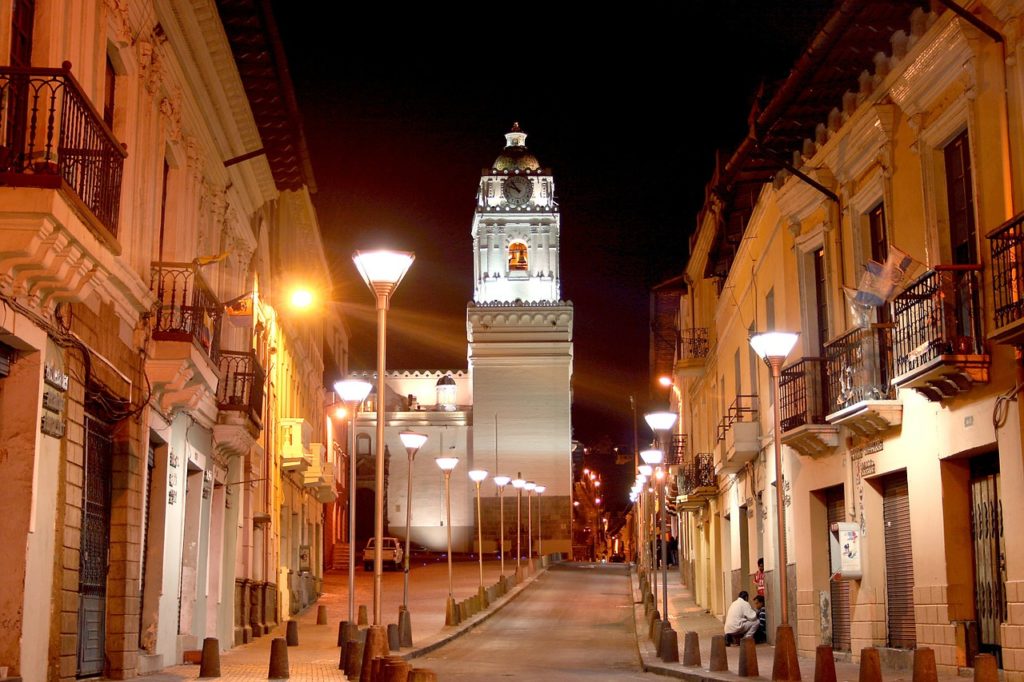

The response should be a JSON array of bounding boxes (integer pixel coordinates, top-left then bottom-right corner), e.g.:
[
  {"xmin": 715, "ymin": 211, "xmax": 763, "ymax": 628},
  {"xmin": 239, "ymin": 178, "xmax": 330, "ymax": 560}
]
[{"xmin": 503, "ymin": 176, "xmax": 533, "ymax": 207}]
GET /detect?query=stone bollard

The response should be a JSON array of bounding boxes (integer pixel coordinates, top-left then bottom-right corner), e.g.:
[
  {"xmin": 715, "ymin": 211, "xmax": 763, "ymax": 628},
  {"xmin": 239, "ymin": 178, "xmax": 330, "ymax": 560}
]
[
  {"xmin": 343, "ymin": 630, "xmax": 366, "ymax": 679},
  {"xmin": 659, "ymin": 625, "xmax": 679, "ymax": 663},
  {"xmin": 913, "ymin": 647, "xmax": 937, "ymax": 682},
  {"xmin": 445, "ymin": 597, "xmax": 458, "ymax": 626},
  {"xmin": 408, "ymin": 670, "xmax": 438, "ymax": 682},
  {"xmin": 738, "ymin": 636, "xmax": 759, "ymax": 677},
  {"xmin": 381, "ymin": 655, "xmax": 411, "ymax": 682},
  {"xmin": 399, "ymin": 606, "xmax": 413, "ymax": 648},
  {"xmin": 815, "ymin": 645, "xmax": 837, "ymax": 682},
  {"xmin": 771, "ymin": 624, "xmax": 801, "ymax": 682},
  {"xmin": 198, "ymin": 637, "xmax": 220, "ymax": 678},
  {"xmin": 859, "ymin": 647, "xmax": 882, "ymax": 682},
  {"xmin": 317, "ymin": 604, "xmax": 328, "ymax": 625},
  {"xmin": 646, "ymin": 608, "xmax": 660, "ymax": 629},
  {"xmin": 338, "ymin": 620, "xmax": 350, "ymax": 647},
  {"xmin": 479, "ymin": 585, "xmax": 489, "ymax": 609},
  {"xmin": 358, "ymin": 604, "xmax": 369, "ymax": 626},
  {"xmin": 387, "ymin": 623, "xmax": 401, "ymax": 651},
  {"xmin": 371, "ymin": 656, "xmax": 386, "ymax": 681},
  {"xmin": 360, "ymin": 625, "xmax": 390, "ymax": 682},
  {"xmin": 682, "ymin": 630, "xmax": 701, "ymax": 667},
  {"xmin": 709, "ymin": 634, "xmax": 728, "ymax": 672},
  {"xmin": 285, "ymin": 620, "xmax": 299, "ymax": 647},
  {"xmin": 459, "ymin": 600, "xmax": 469, "ymax": 621},
  {"xmin": 268, "ymin": 637, "xmax": 289, "ymax": 679},
  {"xmin": 974, "ymin": 654, "xmax": 998, "ymax": 682},
  {"xmin": 648, "ymin": 611, "xmax": 662, "ymax": 640}
]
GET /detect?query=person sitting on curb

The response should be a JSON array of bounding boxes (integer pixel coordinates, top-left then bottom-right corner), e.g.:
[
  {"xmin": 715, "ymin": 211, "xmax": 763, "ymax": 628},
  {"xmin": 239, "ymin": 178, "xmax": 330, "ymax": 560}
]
[
  {"xmin": 753, "ymin": 595, "xmax": 767, "ymax": 644},
  {"xmin": 724, "ymin": 590, "xmax": 759, "ymax": 645}
]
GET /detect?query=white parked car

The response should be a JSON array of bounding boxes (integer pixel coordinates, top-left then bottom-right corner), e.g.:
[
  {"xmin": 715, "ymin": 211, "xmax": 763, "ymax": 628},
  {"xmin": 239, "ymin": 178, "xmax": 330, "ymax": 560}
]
[{"xmin": 363, "ymin": 537, "xmax": 403, "ymax": 571}]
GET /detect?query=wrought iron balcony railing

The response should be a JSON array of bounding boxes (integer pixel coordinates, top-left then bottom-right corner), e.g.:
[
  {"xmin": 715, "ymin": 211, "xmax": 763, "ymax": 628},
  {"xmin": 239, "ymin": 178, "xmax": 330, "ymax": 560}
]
[
  {"xmin": 891, "ymin": 265, "xmax": 984, "ymax": 378},
  {"xmin": 151, "ymin": 262, "xmax": 221, "ymax": 361},
  {"xmin": 666, "ymin": 433, "xmax": 686, "ymax": 466},
  {"xmin": 988, "ymin": 211, "xmax": 1024, "ymax": 337},
  {"xmin": 217, "ymin": 350, "xmax": 264, "ymax": 426},
  {"xmin": 825, "ymin": 326, "xmax": 895, "ymax": 412},
  {"xmin": 780, "ymin": 358, "xmax": 828, "ymax": 432},
  {"xmin": 681, "ymin": 452, "xmax": 716, "ymax": 494},
  {"xmin": 0, "ymin": 63, "xmax": 126, "ymax": 236},
  {"xmin": 679, "ymin": 327, "xmax": 709, "ymax": 361},
  {"xmin": 716, "ymin": 394, "xmax": 758, "ymax": 442}
]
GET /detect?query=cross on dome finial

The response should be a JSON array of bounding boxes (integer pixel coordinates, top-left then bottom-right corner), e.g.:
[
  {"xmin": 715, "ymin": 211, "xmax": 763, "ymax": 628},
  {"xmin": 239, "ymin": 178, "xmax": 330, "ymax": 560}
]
[{"xmin": 505, "ymin": 122, "xmax": 527, "ymax": 148}]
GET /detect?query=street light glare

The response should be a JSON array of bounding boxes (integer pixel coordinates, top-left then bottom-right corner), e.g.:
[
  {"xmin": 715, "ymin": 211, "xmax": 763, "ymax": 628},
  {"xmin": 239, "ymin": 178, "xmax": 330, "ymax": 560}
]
[
  {"xmin": 335, "ymin": 379, "xmax": 373, "ymax": 403},
  {"xmin": 644, "ymin": 411, "xmax": 678, "ymax": 432},
  {"xmin": 289, "ymin": 287, "xmax": 315, "ymax": 310},
  {"xmin": 352, "ymin": 249, "xmax": 415, "ymax": 288},
  {"xmin": 468, "ymin": 469, "xmax": 489, "ymax": 483},
  {"xmin": 638, "ymin": 464, "xmax": 653, "ymax": 477},
  {"xmin": 399, "ymin": 430, "xmax": 428, "ymax": 451},
  {"xmin": 435, "ymin": 457, "xmax": 459, "ymax": 472},
  {"xmin": 511, "ymin": 478, "xmax": 526, "ymax": 489},
  {"xmin": 749, "ymin": 331, "xmax": 800, "ymax": 360},
  {"xmin": 658, "ymin": 376, "xmax": 673, "ymax": 387},
  {"xmin": 524, "ymin": 481, "xmax": 536, "ymax": 491},
  {"xmin": 493, "ymin": 475, "xmax": 511, "ymax": 487},
  {"xmin": 640, "ymin": 449, "xmax": 664, "ymax": 465},
  {"xmin": 535, "ymin": 485, "xmax": 546, "ymax": 494}
]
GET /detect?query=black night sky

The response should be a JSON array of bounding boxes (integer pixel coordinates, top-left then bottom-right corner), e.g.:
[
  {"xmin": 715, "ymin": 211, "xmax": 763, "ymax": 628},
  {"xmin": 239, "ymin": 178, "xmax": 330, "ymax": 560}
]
[{"xmin": 272, "ymin": 3, "xmax": 832, "ymax": 453}]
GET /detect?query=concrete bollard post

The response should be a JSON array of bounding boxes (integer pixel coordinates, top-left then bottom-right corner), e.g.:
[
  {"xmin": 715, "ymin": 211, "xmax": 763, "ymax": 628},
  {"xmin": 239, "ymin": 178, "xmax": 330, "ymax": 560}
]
[
  {"xmin": 651, "ymin": 618, "xmax": 665, "ymax": 647},
  {"xmin": 285, "ymin": 620, "xmax": 299, "ymax": 647},
  {"xmin": 738, "ymin": 636, "xmax": 759, "ymax": 677},
  {"xmin": 408, "ymin": 670, "xmax": 438, "ymax": 682},
  {"xmin": 648, "ymin": 611, "xmax": 661, "ymax": 640},
  {"xmin": 382, "ymin": 656, "xmax": 410, "ymax": 682},
  {"xmin": 815, "ymin": 645, "xmax": 837, "ymax": 682},
  {"xmin": 399, "ymin": 606, "xmax": 413, "ymax": 648},
  {"xmin": 478, "ymin": 585, "xmax": 489, "ymax": 609},
  {"xmin": 445, "ymin": 597, "xmax": 458, "ymax": 626},
  {"xmin": 913, "ymin": 647, "xmax": 937, "ymax": 682},
  {"xmin": 387, "ymin": 623, "xmax": 401, "ymax": 651},
  {"xmin": 859, "ymin": 647, "xmax": 881, "ymax": 682},
  {"xmin": 771, "ymin": 624, "xmax": 801, "ymax": 682},
  {"xmin": 338, "ymin": 620, "xmax": 350, "ymax": 647},
  {"xmin": 371, "ymin": 656, "xmax": 386, "ymax": 681},
  {"xmin": 317, "ymin": 604, "xmax": 328, "ymax": 625},
  {"xmin": 974, "ymin": 654, "xmax": 998, "ymax": 682},
  {"xmin": 360, "ymin": 625, "xmax": 390, "ymax": 682},
  {"xmin": 659, "ymin": 625, "xmax": 679, "ymax": 663},
  {"xmin": 343, "ymin": 630, "xmax": 366, "ymax": 679},
  {"xmin": 358, "ymin": 604, "xmax": 369, "ymax": 626},
  {"xmin": 198, "ymin": 637, "xmax": 220, "ymax": 678},
  {"xmin": 682, "ymin": 630, "xmax": 701, "ymax": 667},
  {"xmin": 709, "ymin": 634, "xmax": 728, "ymax": 672},
  {"xmin": 268, "ymin": 637, "xmax": 289, "ymax": 679}
]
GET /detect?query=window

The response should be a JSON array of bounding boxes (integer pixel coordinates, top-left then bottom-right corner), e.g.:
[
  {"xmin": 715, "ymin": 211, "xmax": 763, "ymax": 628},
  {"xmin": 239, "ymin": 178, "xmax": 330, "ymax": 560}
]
[
  {"xmin": 103, "ymin": 56, "xmax": 116, "ymax": 129},
  {"xmin": 508, "ymin": 242, "xmax": 528, "ymax": 271},
  {"xmin": 813, "ymin": 248, "xmax": 829, "ymax": 352},
  {"xmin": 944, "ymin": 130, "xmax": 977, "ymax": 265},
  {"xmin": 868, "ymin": 203, "xmax": 888, "ymax": 264},
  {"xmin": 765, "ymin": 288, "xmax": 775, "ymax": 331}
]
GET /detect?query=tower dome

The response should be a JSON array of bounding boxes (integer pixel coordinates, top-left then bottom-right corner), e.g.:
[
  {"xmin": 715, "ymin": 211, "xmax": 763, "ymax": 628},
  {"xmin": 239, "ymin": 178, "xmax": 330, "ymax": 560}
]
[
  {"xmin": 436, "ymin": 373, "xmax": 457, "ymax": 411},
  {"xmin": 492, "ymin": 122, "xmax": 541, "ymax": 172}
]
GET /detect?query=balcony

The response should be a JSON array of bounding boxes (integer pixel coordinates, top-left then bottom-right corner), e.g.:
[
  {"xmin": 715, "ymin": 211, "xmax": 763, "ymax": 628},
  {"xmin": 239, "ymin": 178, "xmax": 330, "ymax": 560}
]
[
  {"xmin": 152, "ymin": 262, "xmax": 222, "ymax": 360},
  {"xmin": 988, "ymin": 211, "xmax": 1024, "ymax": 344},
  {"xmin": 677, "ymin": 452, "xmax": 716, "ymax": 510},
  {"xmin": 304, "ymin": 442, "xmax": 328, "ymax": 488},
  {"xmin": 0, "ymin": 63, "xmax": 125, "ymax": 238},
  {"xmin": 675, "ymin": 327, "xmax": 709, "ymax": 377},
  {"xmin": 824, "ymin": 325, "xmax": 902, "ymax": 437},
  {"xmin": 666, "ymin": 433, "xmax": 686, "ymax": 467},
  {"xmin": 280, "ymin": 418, "xmax": 312, "ymax": 472},
  {"xmin": 217, "ymin": 350, "xmax": 265, "ymax": 431},
  {"xmin": 716, "ymin": 395, "xmax": 760, "ymax": 474},
  {"xmin": 779, "ymin": 358, "xmax": 838, "ymax": 457},
  {"xmin": 890, "ymin": 266, "xmax": 989, "ymax": 401}
]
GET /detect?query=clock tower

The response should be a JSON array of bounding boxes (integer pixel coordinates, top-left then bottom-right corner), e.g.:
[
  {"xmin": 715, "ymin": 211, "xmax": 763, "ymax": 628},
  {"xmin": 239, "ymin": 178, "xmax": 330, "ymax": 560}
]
[{"xmin": 468, "ymin": 124, "xmax": 574, "ymax": 555}]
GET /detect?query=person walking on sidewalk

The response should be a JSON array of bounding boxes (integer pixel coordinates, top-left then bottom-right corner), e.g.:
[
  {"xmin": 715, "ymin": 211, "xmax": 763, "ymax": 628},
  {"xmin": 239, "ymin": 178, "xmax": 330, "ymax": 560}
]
[{"xmin": 724, "ymin": 591, "xmax": 759, "ymax": 645}]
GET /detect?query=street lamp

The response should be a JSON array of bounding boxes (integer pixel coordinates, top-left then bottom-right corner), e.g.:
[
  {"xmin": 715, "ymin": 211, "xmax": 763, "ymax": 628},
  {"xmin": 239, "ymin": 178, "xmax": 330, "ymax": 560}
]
[
  {"xmin": 535, "ymin": 485, "xmax": 546, "ymax": 558},
  {"xmin": 353, "ymin": 248, "xmax": 415, "ymax": 627},
  {"xmin": 511, "ymin": 477, "xmax": 526, "ymax": 581},
  {"xmin": 493, "ymin": 475, "xmax": 511, "ymax": 580},
  {"xmin": 468, "ymin": 469, "xmax": 489, "ymax": 607},
  {"xmin": 333, "ymin": 378, "xmax": 373, "ymax": 629},
  {"xmin": 524, "ymin": 481, "xmax": 537, "ymax": 571},
  {"xmin": 436, "ymin": 456, "xmax": 459, "ymax": 625},
  {"xmin": 398, "ymin": 429, "xmax": 427, "ymax": 647},
  {"xmin": 749, "ymin": 330, "xmax": 800, "ymax": 679}
]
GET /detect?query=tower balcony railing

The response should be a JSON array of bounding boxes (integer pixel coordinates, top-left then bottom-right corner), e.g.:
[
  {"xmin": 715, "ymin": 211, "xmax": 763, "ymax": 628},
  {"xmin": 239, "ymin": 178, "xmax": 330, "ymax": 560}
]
[
  {"xmin": 0, "ymin": 63, "xmax": 126, "ymax": 237},
  {"xmin": 890, "ymin": 265, "xmax": 989, "ymax": 401},
  {"xmin": 988, "ymin": 210, "xmax": 1024, "ymax": 344},
  {"xmin": 823, "ymin": 325, "xmax": 902, "ymax": 436},
  {"xmin": 216, "ymin": 350, "xmax": 265, "ymax": 428},
  {"xmin": 151, "ymin": 262, "xmax": 221, "ymax": 363},
  {"xmin": 779, "ymin": 357, "xmax": 838, "ymax": 456}
]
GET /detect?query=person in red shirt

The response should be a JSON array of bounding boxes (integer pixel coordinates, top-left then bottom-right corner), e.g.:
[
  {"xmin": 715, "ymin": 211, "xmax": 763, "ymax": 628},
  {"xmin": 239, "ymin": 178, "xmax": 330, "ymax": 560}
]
[{"xmin": 753, "ymin": 557, "xmax": 765, "ymax": 597}]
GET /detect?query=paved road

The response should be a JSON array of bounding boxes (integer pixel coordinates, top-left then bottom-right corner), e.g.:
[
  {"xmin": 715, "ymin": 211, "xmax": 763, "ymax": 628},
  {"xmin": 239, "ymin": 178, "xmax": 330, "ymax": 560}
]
[{"xmin": 415, "ymin": 563, "xmax": 653, "ymax": 680}]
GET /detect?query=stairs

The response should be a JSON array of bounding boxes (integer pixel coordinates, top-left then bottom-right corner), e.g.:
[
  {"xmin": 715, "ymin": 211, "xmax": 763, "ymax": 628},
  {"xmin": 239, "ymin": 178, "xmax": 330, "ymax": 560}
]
[{"xmin": 331, "ymin": 543, "xmax": 351, "ymax": 571}]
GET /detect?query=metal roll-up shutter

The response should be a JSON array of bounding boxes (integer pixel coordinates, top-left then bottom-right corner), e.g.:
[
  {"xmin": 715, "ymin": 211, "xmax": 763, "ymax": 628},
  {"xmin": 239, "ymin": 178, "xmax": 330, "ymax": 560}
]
[
  {"xmin": 883, "ymin": 472, "xmax": 916, "ymax": 648},
  {"xmin": 826, "ymin": 487, "xmax": 851, "ymax": 651}
]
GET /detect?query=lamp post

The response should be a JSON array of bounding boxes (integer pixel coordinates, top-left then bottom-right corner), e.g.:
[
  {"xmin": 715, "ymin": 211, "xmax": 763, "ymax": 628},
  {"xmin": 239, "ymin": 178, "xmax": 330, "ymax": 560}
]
[
  {"xmin": 511, "ymin": 477, "xmax": 525, "ymax": 581},
  {"xmin": 333, "ymin": 378, "xmax": 373, "ymax": 628},
  {"xmin": 638, "ymin": 464, "xmax": 654, "ymax": 606},
  {"xmin": 524, "ymin": 481, "xmax": 536, "ymax": 571},
  {"xmin": 749, "ymin": 330, "xmax": 800, "ymax": 680},
  {"xmin": 535, "ymin": 485, "xmax": 546, "ymax": 559},
  {"xmin": 398, "ymin": 430, "xmax": 427, "ymax": 646},
  {"xmin": 468, "ymin": 469, "xmax": 489, "ymax": 607},
  {"xmin": 436, "ymin": 456, "xmax": 459, "ymax": 625},
  {"xmin": 644, "ymin": 410, "xmax": 677, "ymax": 625},
  {"xmin": 493, "ymin": 475, "xmax": 511, "ymax": 579},
  {"xmin": 352, "ymin": 249, "xmax": 414, "ymax": 626}
]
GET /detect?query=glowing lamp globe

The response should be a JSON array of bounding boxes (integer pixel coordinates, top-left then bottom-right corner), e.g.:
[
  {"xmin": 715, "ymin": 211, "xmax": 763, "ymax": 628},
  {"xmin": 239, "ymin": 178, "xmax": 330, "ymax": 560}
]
[
  {"xmin": 399, "ymin": 430, "xmax": 428, "ymax": 452},
  {"xmin": 640, "ymin": 449, "xmax": 664, "ymax": 465},
  {"xmin": 645, "ymin": 411, "xmax": 678, "ymax": 432},
  {"xmin": 352, "ymin": 250, "xmax": 415, "ymax": 290},
  {"xmin": 468, "ymin": 469, "xmax": 488, "ymax": 483},
  {"xmin": 493, "ymin": 475, "xmax": 511, "ymax": 488},
  {"xmin": 435, "ymin": 457, "xmax": 459, "ymax": 472},
  {"xmin": 334, "ymin": 379, "xmax": 373, "ymax": 404},
  {"xmin": 749, "ymin": 331, "xmax": 799, "ymax": 361}
]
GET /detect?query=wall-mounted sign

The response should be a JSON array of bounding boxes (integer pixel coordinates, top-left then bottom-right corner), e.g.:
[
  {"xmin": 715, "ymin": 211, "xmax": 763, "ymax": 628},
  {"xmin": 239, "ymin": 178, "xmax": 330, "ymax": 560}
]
[
  {"xmin": 860, "ymin": 459, "xmax": 876, "ymax": 476},
  {"xmin": 44, "ymin": 364, "xmax": 68, "ymax": 391},
  {"xmin": 299, "ymin": 545, "xmax": 311, "ymax": 573},
  {"xmin": 40, "ymin": 413, "xmax": 66, "ymax": 439},
  {"xmin": 829, "ymin": 522, "xmax": 862, "ymax": 580}
]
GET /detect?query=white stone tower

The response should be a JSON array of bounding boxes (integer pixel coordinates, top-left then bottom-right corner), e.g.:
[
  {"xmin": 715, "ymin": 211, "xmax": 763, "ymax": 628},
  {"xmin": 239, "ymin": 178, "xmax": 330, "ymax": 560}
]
[{"xmin": 468, "ymin": 123, "xmax": 574, "ymax": 554}]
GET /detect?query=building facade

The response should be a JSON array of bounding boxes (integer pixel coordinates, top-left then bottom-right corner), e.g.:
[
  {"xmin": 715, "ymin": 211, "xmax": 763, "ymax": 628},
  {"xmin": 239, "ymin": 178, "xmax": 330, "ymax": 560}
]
[
  {"xmin": 0, "ymin": 1, "xmax": 343, "ymax": 678},
  {"xmin": 657, "ymin": 2, "xmax": 1024, "ymax": 679}
]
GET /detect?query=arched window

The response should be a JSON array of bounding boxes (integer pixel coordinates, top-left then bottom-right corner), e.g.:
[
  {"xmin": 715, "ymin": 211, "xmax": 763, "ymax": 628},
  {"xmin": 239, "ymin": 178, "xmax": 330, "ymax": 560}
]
[{"xmin": 508, "ymin": 242, "xmax": 528, "ymax": 271}]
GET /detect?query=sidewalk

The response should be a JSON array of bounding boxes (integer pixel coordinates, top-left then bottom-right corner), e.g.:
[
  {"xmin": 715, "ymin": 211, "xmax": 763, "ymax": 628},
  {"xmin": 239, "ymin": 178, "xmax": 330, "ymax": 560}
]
[
  {"xmin": 631, "ymin": 568, "xmax": 964, "ymax": 682},
  {"xmin": 134, "ymin": 557, "xmax": 548, "ymax": 680}
]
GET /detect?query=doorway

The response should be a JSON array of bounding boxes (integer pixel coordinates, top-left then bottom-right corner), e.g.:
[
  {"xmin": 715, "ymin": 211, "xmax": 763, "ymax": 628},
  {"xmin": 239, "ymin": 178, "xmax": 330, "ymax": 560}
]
[
  {"xmin": 825, "ymin": 486, "xmax": 851, "ymax": 651},
  {"xmin": 882, "ymin": 471, "xmax": 916, "ymax": 648},
  {"xmin": 77, "ymin": 417, "xmax": 113, "ymax": 677},
  {"xmin": 970, "ymin": 453, "xmax": 1006, "ymax": 664}
]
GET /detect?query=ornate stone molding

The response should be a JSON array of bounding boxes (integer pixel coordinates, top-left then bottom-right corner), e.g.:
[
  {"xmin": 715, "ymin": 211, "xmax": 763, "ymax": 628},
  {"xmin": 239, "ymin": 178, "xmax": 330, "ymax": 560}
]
[{"xmin": 214, "ymin": 423, "xmax": 256, "ymax": 459}]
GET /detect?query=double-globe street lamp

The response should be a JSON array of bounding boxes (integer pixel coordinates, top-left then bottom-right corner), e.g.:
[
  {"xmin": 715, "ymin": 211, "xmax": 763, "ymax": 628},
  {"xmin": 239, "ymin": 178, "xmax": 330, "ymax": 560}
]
[
  {"xmin": 398, "ymin": 429, "xmax": 428, "ymax": 647},
  {"xmin": 749, "ymin": 331, "xmax": 800, "ymax": 680},
  {"xmin": 436, "ymin": 456, "xmax": 459, "ymax": 625},
  {"xmin": 352, "ymin": 248, "xmax": 414, "ymax": 629},
  {"xmin": 333, "ymin": 378, "xmax": 373, "ymax": 631},
  {"xmin": 468, "ymin": 469, "xmax": 489, "ymax": 607}
]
